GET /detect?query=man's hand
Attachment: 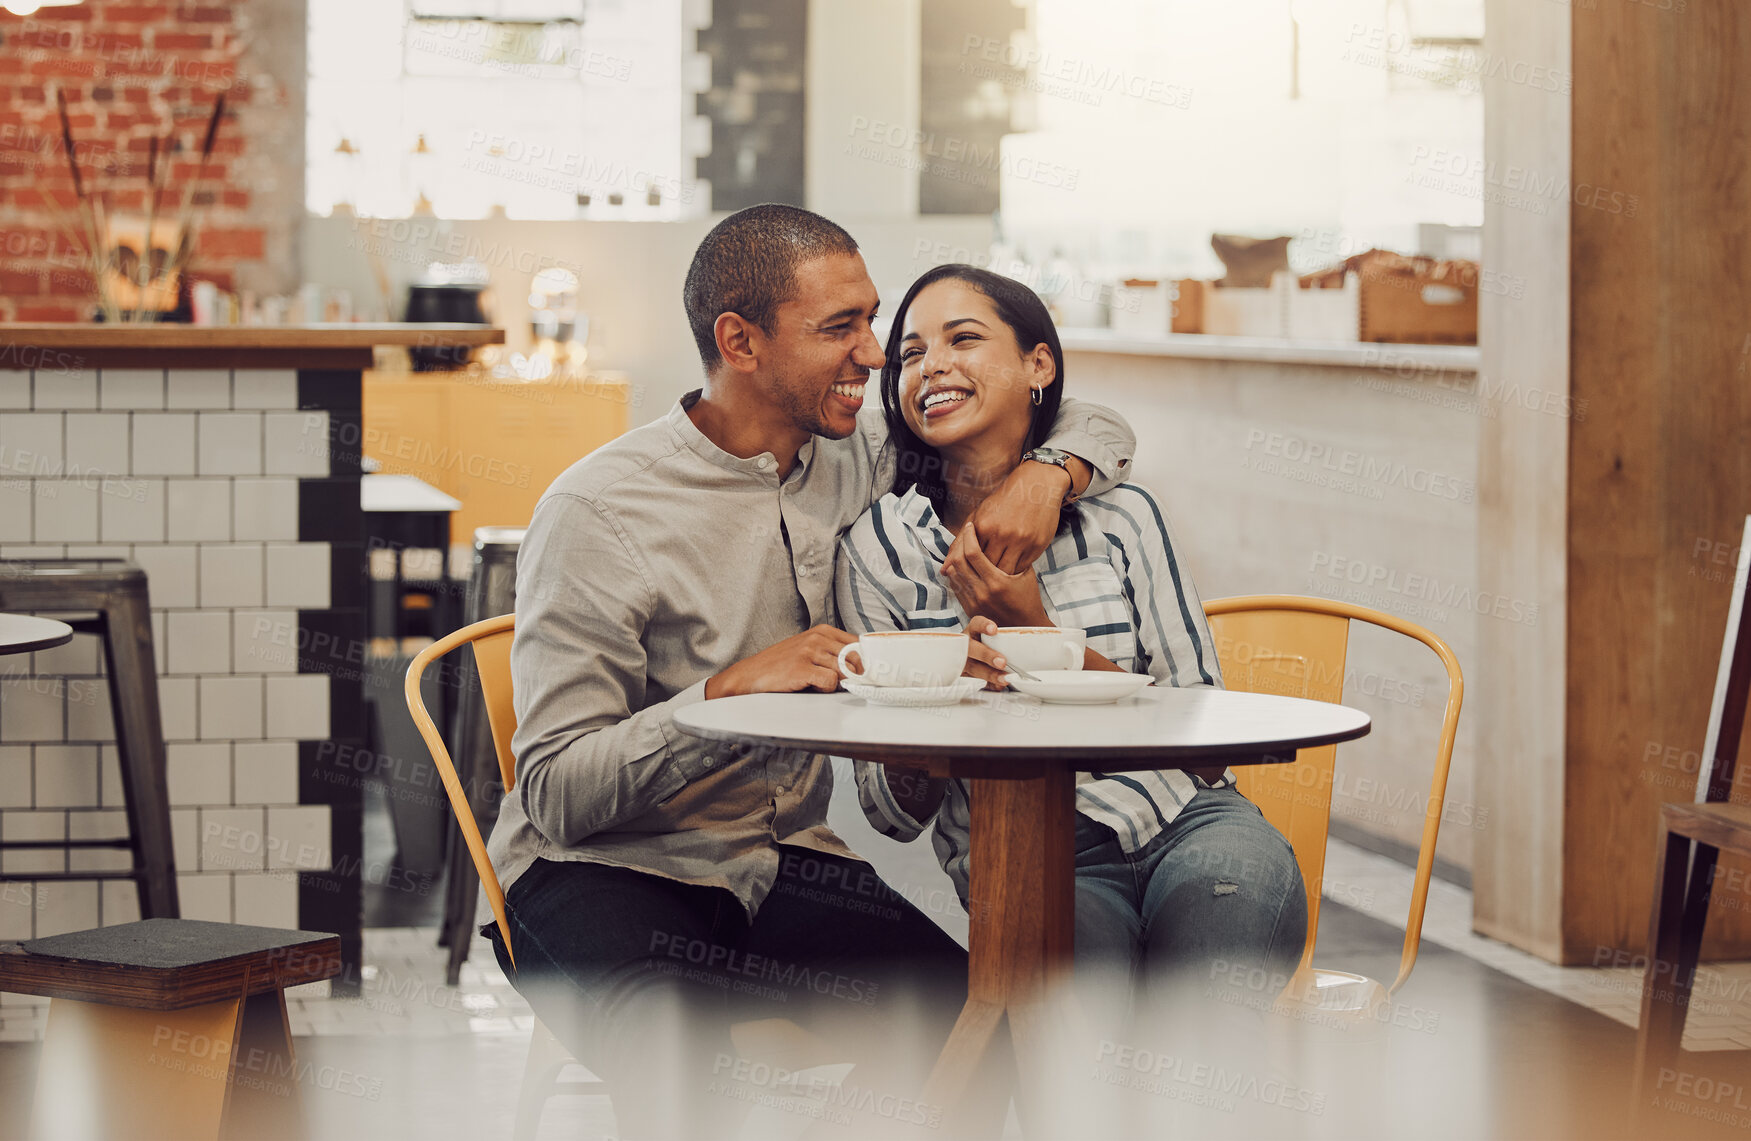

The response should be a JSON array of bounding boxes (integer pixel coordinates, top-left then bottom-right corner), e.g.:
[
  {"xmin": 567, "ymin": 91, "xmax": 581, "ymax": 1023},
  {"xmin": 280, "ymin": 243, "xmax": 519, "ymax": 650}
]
[
  {"xmin": 969, "ymin": 460, "xmax": 1075, "ymax": 574},
  {"xmin": 961, "ymin": 615, "xmax": 1014, "ymax": 689},
  {"xmin": 706, "ymin": 625, "xmax": 856, "ymax": 699},
  {"xmin": 942, "ymin": 524, "xmax": 1053, "ymax": 630}
]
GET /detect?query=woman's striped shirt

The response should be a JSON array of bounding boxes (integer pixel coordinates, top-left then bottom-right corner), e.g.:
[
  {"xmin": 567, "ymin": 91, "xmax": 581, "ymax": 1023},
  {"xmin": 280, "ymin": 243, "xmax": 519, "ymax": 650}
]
[{"xmin": 834, "ymin": 480, "xmax": 1229, "ymax": 903}]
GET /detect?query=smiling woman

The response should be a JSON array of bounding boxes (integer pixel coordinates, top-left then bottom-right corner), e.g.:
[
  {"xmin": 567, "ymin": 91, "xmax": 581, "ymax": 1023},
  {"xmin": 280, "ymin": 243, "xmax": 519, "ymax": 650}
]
[
  {"xmin": 881, "ymin": 263, "xmax": 1067, "ymax": 523},
  {"xmin": 836, "ymin": 261, "xmax": 1309, "ymax": 1035}
]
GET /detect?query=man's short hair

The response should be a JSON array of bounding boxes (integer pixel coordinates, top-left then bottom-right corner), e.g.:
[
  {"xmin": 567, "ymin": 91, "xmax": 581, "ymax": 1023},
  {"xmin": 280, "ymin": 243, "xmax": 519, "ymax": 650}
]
[{"xmin": 683, "ymin": 204, "xmax": 860, "ymax": 371}]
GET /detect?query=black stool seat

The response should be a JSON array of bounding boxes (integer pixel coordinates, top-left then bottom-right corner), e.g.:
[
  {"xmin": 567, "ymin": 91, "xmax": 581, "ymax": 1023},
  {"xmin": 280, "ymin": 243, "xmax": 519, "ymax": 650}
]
[
  {"xmin": 0, "ymin": 558, "xmax": 178, "ymax": 918},
  {"xmin": 0, "ymin": 918, "xmax": 341, "ymax": 1008}
]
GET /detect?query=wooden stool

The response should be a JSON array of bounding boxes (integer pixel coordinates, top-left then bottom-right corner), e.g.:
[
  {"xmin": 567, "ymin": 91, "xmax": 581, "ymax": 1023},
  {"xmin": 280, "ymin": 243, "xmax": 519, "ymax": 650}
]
[
  {"xmin": 1633, "ymin": 802, "xmax": 1751, "ymax": 1109},
  {"xmin": 1633, "ymin": 512, "xmax": 1751, "ymax": 1120},
  {"xmin": 0, "ymin": 918, "xmax": 342, "ymax": 1141}
]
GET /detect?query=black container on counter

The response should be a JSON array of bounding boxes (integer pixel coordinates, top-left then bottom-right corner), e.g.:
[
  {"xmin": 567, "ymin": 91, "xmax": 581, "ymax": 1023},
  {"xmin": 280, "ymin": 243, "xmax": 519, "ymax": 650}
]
[{"xmin": 405, "ymin": 283, "xmax": 488, "ymax": 371}]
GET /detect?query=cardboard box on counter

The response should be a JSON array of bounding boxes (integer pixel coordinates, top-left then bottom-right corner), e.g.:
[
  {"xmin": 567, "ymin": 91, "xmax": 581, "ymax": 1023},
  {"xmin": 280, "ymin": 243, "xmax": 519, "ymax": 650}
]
[
  {"xmin": 1304, "ymin": 248, "xmax": 1479, "ymax": 345},
  {"xmin": 1109, "ymin": 279, "xmax": 1206, "ymax": 336},
  {"xmin": 1356, "ymin": 263, "xmax": 1477, "ymax": 344}
]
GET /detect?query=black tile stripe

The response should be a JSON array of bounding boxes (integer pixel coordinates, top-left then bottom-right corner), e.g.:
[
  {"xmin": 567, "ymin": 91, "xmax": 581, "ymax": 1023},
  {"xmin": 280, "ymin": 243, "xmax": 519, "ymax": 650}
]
[{"xmin": 292, "ymin": 369, "xmax": 366, "ymax": 980}]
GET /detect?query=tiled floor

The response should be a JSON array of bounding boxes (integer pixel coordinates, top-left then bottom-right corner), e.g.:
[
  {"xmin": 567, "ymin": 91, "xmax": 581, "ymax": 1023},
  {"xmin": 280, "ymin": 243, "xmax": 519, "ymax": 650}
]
[
  {"xmin": 2, "ymin": 841, "xmax": 1748, "ymax": 1140},
  {"xmin": 1319, "ymin": 840, "xmax": 1751, "ymax": 1052},
  {"xmin": 12, "ymin": 838, "xmax": 1742, "ymax": 1050}
]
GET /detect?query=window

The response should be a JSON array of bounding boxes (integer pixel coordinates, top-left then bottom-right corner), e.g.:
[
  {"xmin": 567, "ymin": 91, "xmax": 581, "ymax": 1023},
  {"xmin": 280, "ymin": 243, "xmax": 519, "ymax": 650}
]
[
  {"xmin": 992, "ymin": 0, "xmax": 1487, "ymax": 278},
  {"xmin": 306, "ymin": 0, "xmax": 708, "ymax": 220}
]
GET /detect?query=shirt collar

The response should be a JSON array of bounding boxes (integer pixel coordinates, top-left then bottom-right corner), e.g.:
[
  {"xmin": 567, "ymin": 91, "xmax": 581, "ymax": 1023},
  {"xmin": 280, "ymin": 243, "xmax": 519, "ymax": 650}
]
[
  {"xmin": 668, "ymin": 390, "xmax": 788, "ymax": 478},
  {"xmin": 894, "ymin": 486, "xmax": 952, "ymax": 537}
]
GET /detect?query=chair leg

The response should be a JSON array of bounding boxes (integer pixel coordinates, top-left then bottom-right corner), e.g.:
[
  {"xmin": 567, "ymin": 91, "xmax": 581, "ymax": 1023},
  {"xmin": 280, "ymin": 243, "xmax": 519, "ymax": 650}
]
[
  {"xmin": 441, "ymin": 658, "xmax": 490, "ymax": 984},
  {"xmin": 444, "ymin": 850, "xmax": 480, "ymax": 986},
  {"xmin": 1634, "ymin": 825, "xmax": 1710, "ymax": 1113},
  {"xmin": 99, "ymin": 592, "xmax": 179, "ymax": 919},
  {"xmin": 514, "ymin": 1016, "xmax": 579, "ymax": 1141}
]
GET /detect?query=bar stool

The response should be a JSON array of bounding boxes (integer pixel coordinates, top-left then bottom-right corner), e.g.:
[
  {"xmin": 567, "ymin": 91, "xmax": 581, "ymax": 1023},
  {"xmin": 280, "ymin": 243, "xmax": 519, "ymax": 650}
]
[
  {"xmin": 0, "ymin": 560, "xmax": 179, "ymax": 918},
  {"xmin": 437, "ymin": 526, "xmax": 524, "ymax": 985}
]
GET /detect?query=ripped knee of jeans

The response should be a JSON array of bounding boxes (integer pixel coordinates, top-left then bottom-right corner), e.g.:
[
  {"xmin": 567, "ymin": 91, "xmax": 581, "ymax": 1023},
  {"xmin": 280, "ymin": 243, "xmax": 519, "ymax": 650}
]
[{"xmin": 1212, "ymin": 881, "xmax": 1240, "ymax": 897}]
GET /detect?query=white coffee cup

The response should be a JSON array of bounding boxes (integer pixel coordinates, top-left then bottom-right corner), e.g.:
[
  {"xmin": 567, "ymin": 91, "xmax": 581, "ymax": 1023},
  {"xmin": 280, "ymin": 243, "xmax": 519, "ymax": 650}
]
[
  {"xmin": 982, "ymin": 626, "xmax": 1086, "ymax": 673},
  {"xmin": 836, "ymin": 630, "xmax": 970, "ymax": 688}
]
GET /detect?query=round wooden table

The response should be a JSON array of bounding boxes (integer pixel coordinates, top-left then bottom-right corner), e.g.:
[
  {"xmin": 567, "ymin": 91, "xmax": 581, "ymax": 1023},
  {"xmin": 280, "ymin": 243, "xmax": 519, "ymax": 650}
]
[
  {"xmin": 673, "ymin": 684, "xmax": 1370, "ymax": 1132},
  {"xmin": 0, "ymin": 613, "xmax": 74, "ymax": 655}
]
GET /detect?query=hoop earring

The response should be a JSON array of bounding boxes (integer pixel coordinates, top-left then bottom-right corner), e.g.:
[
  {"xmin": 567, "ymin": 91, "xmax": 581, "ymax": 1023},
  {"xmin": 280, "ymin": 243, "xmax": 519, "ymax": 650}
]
[{"xmin": 1030, "ymin": 386, "xmax": 1043, "ymax": 406}]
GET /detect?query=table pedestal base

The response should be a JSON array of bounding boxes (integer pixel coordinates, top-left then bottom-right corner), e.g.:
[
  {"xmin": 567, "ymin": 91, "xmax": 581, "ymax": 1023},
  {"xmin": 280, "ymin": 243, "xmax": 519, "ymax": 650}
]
[{"xmin": 922, "ymin": 767, "xmax": 1079, "ymax": 1137}]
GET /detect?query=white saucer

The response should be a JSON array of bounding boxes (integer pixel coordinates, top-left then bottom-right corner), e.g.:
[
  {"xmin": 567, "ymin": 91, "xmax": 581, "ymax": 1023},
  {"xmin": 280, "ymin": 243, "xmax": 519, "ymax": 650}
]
[
  {"xmin": 1002, "ymin": 670, "xmax": 1155, "ymax": 704},
  {"xmin": 840, "ymin": 676, "xmax": 986, "ymax": 707}
]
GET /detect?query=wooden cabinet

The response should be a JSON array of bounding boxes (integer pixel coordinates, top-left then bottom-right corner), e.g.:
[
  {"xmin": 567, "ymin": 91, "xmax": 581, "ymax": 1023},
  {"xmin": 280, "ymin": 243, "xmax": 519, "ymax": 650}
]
[{"xmin": 363, "ymin": 369, "xmax": 630, "ymax": 544}]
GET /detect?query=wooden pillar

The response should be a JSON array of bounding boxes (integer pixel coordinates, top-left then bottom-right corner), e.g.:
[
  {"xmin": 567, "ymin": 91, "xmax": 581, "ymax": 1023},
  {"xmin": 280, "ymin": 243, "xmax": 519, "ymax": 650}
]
[
  {"xmin": 1566, "ymin": 0, "xmax": 1751, "ymax": 962},
  {"xmin": 1478, "ymin": 0, "xmax": 1751, "ymax": 962}
]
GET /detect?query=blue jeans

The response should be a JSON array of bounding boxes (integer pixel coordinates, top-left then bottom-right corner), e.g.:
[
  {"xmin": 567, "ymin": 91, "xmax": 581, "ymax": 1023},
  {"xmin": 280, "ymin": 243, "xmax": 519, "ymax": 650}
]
[
  {"xmin": 488, "ymin": 848, "xmax": 986, "ymax": 1140},
  {"xmin": 1071, "ymin": 785, "xmax": 1307, "ymax": 1025}
]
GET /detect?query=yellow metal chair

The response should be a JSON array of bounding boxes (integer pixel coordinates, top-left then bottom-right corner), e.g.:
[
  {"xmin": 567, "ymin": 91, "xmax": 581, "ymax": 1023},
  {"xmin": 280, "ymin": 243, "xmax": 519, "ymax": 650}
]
[
  {"xmin": 406, "ymin": 614, "xmax": 598, "ymax": 1140},
  {"xmin": 1202, "ymin": 595, "xmax": 1464, "ymax": 1020},
  {"xmin": 406, "ymin": 615, "xmax": 834, "ymax": 1139}
]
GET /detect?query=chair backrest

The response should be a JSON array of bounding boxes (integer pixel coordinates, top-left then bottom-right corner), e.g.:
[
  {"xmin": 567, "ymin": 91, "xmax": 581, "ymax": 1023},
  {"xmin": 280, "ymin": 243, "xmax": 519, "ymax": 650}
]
[
  {"xmin": 405, "ymin": 614, "xmax": 520, "ymax": 966},
  {"xmin": 1203, "ymin": 595, "xmax": 1464, "ymax": 995},
  {"xmin": 1696, "ymin": 514, "xmax": 1751, "ymax": 805}
]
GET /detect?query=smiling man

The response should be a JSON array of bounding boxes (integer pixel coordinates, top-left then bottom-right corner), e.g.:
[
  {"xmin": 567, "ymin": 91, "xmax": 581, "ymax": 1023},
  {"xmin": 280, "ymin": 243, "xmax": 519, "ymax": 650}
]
[{"xmin": 484, "ymin": 204, "xmax": 1137, "ymax": 1138}]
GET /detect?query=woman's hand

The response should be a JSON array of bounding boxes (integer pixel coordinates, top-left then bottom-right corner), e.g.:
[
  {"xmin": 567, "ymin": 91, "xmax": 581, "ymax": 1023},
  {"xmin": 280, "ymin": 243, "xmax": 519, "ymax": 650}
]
[{"xmin": 942, "ymin": 523, "xmax": 1053, "ymax": 629}]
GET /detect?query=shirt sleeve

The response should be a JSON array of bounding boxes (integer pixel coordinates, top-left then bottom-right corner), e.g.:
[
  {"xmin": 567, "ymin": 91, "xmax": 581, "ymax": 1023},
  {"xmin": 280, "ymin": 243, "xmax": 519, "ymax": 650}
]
[
  {"xmin": 508, "ymin": 491, "xmax": 718, "ymax": 846},
  {"xmin": 1084, "ymin": 484, "xmax": 1234, "ymax": 788},
  {"xmin": 1037, "ymin": 397, "xmax": 1137, "ymax": 498},
  {"xmin": 834, "ymin": 511, "xmax": 934, "ymax": 842},
  {"xmin": 849, "ymin": 395, "xmax": 1136, "ymax": 509},
  {"xmin": 1083, "ymin": 483, "xmax": 1224, "ymax": 692}
]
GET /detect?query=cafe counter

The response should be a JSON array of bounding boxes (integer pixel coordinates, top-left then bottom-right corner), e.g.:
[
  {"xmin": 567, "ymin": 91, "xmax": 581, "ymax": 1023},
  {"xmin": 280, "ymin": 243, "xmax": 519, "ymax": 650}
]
[{"xmin": 1062, "ymin": 334, "xmax": 1486, "ymax": 879}]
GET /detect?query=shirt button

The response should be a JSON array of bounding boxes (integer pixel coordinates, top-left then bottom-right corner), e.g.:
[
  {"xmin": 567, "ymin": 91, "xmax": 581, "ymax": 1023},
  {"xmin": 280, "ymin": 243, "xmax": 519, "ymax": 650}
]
[
  {"xmin": 757, "ymin": 456, "xmax": 774, "ymax": 470},
  {"xmin": 797, "ymin": 565, "xmax": 810, "ymax": 577}
]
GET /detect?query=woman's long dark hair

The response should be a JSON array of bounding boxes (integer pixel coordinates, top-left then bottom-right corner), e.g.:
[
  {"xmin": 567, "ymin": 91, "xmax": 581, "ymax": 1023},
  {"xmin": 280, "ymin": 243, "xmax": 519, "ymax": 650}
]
[{"xmin": 881, "ymin": 263, "xmax": 1066, "ymax": 509}]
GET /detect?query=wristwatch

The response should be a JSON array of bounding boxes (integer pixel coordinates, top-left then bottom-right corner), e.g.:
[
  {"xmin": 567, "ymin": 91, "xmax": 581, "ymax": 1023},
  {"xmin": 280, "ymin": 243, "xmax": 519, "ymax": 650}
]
[{"xmin": 1021, "ymin": 447, "xmax": 1077, "ymax": 503}]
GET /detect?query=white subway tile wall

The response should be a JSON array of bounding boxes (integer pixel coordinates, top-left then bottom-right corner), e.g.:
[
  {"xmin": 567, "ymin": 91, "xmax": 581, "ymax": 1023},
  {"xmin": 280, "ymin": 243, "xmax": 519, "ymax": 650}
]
[
  {"xmin": 131, "ymin": 413, "xmax": 197, "ymax": 476},
  {"xmin": 0, "ymin": 482, "xmax": 30, "ymax": 541},
  {"xmin": 233, "ymin": 609, "xmax": 299, "ymax": 675},
  {"xmin": 166, "ymin": 477, "xmax": 232, "ymax": 542},
  {"xmin": 233, "ymin": 478, "xmax": 300, "ymax": 541},
  {"xmin": 64, "ymin": 413, "xmax": 129, "ymax": 476},
  {"xmin": 0, "ymin": 368, "xmax": 335, "ymax": 935},
  {"xmin": 266, "ymin": 542, "xmax": 332, "ymax": 608},
  {"xmin": 68, "ymin": 810, "xmax": 131, "ymax": 873},
  {"xmin": 0, "ymin": 370, "xmax": 32, "ymax": 409},
  {"xmin": 264, "ymin": 411, "xmax": 330, "ymax": 477},
  {"xmin": 0, "ymin": 746, "xmax": 28, "ymax": 808},
  {"xmin": 98, "ymin": 369, "xmax": 166, "ymax": 410},
  {"xmin": 197, "ymin": 412, "xmax": 263, "ymax": 476},
  {"xmin": 167, "ymin": 370, "xmax": 231, "ymax": 411},
  {"xmin": 99, "ymin": 478, "xmax": 167, "ymax": 544},
  {"xmin": 233, "ymin": 370, "xmax": 298, "ymax": 410},
  {"xmin": 198, "ymin": 543, "xmax": 265, "ymax": 608},
  {"xmin": 33, "ymin": 370, "xmax": 96, "ymax": 412}
]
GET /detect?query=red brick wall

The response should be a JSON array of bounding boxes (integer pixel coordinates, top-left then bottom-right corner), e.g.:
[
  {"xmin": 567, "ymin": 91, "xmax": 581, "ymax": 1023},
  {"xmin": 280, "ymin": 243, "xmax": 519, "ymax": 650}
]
[{"xmin": 0, "ymin": 0, "xmax": 303, "ymax": 321}]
